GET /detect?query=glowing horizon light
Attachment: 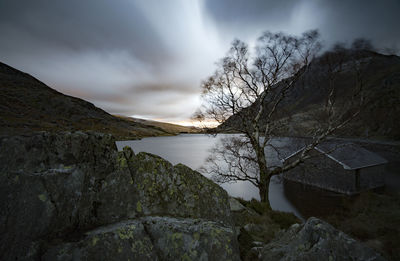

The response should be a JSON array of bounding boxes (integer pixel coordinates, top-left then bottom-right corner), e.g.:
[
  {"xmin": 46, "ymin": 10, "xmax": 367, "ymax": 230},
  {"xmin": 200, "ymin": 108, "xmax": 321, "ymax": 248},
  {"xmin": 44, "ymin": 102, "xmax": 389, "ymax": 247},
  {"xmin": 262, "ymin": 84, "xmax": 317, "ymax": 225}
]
[
  {"xmin": 164, "ymin": 119, "xmax": 220, "ymax": 128},
  {"xmin": 130, "ymin": 114, "xmax": 220, "ymax": 128}
]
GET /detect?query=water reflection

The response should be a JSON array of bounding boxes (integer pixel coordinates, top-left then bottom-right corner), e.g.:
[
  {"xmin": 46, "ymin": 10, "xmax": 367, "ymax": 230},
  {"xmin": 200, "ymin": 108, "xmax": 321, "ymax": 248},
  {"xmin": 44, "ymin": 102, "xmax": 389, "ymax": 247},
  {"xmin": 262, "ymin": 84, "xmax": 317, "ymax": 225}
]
[
  {"xmin": 283, "ymin": 179, "xmax": 351, "ymax": 219},
  {"xmin": 117, "ymin": 134, "xmax": 398, "ymax": 220},
  {"xmin": 116, "ymin": 134, "xmax": 303, "ymax": 217}
]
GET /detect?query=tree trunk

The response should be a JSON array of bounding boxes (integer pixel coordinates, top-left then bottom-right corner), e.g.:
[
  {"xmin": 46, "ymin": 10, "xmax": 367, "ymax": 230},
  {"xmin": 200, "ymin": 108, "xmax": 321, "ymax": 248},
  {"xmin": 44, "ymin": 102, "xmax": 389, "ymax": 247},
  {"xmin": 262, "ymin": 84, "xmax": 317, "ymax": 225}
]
[
  {"xmin": 255, "ymin": 145, "xmax": 272, "ymax": 208},
  {"xmin": 258, "ymin": 178, "xmax": 268, "ymax": 202},
  {"xmin": 258, "ymin": 172, "xmax": 271, "ymax": 206}
]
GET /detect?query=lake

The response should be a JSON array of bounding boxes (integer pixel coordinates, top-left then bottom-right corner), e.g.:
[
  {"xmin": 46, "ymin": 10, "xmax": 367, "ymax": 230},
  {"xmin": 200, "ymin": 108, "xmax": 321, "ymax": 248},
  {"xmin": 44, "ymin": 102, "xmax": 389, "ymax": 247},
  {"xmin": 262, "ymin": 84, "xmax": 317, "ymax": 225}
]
[{"xmin": 115, "ymin": 134, "xmax": 359, "ymax": 219}]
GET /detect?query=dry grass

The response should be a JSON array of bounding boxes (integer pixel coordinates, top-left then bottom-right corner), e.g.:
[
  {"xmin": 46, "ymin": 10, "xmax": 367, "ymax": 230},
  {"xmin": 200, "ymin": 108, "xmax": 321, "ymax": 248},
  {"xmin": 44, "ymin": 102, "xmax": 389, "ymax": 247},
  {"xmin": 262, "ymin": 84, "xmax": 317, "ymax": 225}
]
[
  {"xmin": 234, "ymin": 198, "xmax": 301, "ymax": 259},
  {"xmin": 325, "ymin": 191, "xmax": 400, "ymax": 261}
]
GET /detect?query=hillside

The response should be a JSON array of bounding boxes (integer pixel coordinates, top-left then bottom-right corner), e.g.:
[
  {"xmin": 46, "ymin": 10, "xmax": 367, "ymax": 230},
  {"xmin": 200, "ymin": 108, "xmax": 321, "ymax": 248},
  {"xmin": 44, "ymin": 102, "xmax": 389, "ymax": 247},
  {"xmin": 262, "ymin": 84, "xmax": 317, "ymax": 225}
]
[
  {"xmin": 115, "ymin": 116, "xmax": 199, "ymax": 134},
  {"xmin": 0, "ymin": 62, "xmax": 196, "ymax": 139},
  {"xmin": 221, "ymin": 50, "xmax": 400, "ymax": 140}
]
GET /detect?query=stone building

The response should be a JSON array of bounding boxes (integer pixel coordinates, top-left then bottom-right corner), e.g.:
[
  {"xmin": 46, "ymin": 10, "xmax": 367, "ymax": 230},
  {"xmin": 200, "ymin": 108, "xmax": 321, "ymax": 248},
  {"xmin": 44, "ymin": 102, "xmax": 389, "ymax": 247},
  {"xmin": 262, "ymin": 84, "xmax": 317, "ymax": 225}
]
[{"xmin": 282, "ymin": 142, "xmax": 387, "ymax": 195}]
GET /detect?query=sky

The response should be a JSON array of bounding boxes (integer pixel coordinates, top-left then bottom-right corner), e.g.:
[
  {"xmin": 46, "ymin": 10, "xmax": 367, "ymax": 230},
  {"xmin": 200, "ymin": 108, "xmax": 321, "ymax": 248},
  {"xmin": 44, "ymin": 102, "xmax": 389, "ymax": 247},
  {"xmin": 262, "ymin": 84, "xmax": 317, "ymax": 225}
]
[{"xmin": 1, "ymin": 0, "xmax": 399, "ymax": 125}]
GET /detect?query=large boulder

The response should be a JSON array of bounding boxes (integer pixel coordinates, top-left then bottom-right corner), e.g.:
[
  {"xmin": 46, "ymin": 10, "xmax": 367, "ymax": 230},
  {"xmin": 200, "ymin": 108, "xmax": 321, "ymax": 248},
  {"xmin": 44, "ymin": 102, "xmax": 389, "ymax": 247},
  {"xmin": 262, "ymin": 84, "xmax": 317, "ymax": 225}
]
[
  {"xmin": 0, "ymin": 131, "xmax": 238, "ymax": 260},
  {"xmin": 43, "ymin": 217, "xmax": 239, "ymax": 261},
  {"xmin": 0, "ymin": 131, "xmax": 118, "ymax": 259},
  {"xmin": 251, "ymin": 217, "xmax": 386, "ymax": 261},
  {"xmin": 42, "ymin": 220, "xmax": 158, "ymax": 261},
  {"xmin": 124, "ymin": 150, "xmax": 232, "ymax": 223}
]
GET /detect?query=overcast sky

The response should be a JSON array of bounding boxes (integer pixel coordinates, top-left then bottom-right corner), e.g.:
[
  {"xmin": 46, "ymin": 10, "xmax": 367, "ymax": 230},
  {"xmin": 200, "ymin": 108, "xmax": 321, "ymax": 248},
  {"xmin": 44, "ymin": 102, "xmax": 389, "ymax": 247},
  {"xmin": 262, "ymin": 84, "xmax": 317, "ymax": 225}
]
[{"xmin": 1, "ymin": 0, "xmax": 399, "ymax": 124}]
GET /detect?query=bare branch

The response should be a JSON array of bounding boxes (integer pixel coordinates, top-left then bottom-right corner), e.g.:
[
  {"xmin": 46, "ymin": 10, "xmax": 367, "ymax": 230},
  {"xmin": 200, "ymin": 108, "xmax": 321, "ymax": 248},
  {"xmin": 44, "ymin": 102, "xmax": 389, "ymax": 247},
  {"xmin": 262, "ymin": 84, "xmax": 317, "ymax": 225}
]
[{"xmin": 194, "ymin": 29, "xmax": 367, "ymax": 205}]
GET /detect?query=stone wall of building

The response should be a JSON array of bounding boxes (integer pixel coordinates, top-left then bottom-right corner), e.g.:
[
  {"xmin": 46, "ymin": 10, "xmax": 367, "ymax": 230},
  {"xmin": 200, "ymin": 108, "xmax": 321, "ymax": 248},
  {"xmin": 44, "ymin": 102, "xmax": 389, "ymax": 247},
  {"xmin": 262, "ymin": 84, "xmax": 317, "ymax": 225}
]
[
  {"xmin": 283, "ymin": 149, "xmax": 357, "ymax": 194},
  {"xmin": 359, "ymin": 165, "xmax": 385, "ymax": 190}
]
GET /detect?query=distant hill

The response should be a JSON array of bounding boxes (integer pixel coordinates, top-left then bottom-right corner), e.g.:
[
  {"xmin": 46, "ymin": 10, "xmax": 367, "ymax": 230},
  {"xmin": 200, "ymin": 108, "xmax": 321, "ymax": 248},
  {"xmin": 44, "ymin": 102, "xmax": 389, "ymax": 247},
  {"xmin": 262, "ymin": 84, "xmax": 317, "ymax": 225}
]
[
  {"xmin": 115, "ymin": 115, "xmax": 199, "ymax": 134},
  {"xmin": 0, "ymin": 62, "xmax": 196, "ymax": 139},
  {"xmin": 220, "ymin": 50, "xmax": 400, "ymax": 140}
]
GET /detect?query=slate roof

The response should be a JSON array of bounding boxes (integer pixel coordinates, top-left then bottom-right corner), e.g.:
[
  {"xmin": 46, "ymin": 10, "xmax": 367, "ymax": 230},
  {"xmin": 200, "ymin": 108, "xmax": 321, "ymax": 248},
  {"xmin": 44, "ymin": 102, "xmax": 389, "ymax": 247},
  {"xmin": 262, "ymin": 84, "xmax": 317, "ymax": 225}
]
[{"xmin": 284, "ymin": 142, "xmax": 388, "ymax": 170}]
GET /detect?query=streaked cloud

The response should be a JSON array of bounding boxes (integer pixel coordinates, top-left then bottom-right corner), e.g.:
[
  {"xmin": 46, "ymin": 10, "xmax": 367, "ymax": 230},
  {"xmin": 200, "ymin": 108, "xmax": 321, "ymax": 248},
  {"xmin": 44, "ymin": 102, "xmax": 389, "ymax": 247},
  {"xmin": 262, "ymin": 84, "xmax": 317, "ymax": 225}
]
[{"xmin": 0, "ymin": 0, "xmax": 398, "ymax": 123}]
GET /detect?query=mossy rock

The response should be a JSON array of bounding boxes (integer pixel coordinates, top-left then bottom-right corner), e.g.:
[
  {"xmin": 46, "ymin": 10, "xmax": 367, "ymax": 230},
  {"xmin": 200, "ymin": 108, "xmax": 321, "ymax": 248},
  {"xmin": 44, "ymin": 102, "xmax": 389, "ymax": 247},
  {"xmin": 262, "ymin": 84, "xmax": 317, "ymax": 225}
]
[
  {"xmin": 123, "ymin": 148, "xmax": 233, "ymax": 224},
  {"xmin": 42, "ymin": 217, "xmax": 240, "ymax": 261},
  {"xmin": 42, "ymin": 220, "xmax": 157, "ymax": 261},
  {"xmin": 0, "ymin": 133, "xmax": 237, "ymax": 260},
  {"xmin": 256, "ymin": 217, "xmax": 386, "ymax": 261}
]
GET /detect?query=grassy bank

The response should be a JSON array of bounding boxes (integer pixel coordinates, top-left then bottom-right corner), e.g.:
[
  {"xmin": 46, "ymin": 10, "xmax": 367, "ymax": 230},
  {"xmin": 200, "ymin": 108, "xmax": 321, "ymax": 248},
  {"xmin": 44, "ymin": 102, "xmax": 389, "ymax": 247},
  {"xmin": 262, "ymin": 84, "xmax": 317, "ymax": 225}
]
[
  {"xmin": 232, "ymin": 198, "xmax": 300, "ymax": 259},
  {"xmin": 325, "ymin": 191, "xmax": 400, "ymax": 261}
]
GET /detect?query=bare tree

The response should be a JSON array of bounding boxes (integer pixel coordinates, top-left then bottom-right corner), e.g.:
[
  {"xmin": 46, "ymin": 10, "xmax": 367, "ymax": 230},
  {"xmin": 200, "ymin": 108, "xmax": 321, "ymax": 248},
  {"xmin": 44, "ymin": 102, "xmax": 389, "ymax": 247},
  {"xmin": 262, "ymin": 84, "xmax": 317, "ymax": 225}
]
[
  {"xmin": 196, "ymin": 30, "xmax": 365, "ymax": 207},
  {"xmin": 351, "ymin": 38, "xmax": 375, "ymax": 52}
]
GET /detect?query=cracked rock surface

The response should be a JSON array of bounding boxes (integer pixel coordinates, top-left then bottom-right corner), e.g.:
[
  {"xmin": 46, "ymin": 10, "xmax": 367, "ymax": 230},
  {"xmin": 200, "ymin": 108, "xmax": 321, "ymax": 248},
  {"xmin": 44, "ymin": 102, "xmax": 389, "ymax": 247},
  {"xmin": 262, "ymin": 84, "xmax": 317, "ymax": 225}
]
[
  {"xmin": 0, "ymin": 131, "xmax": 239, "ymax": 260},
  {"xmin": 43, "ymin": 217, "xmax": 238, "ymax": 261},
  {"xmin": 251, "ymin": 217, "xmax": 386, "ymax": 261},
  {"xmin": 0, "ymin": 131, "xmax": 386, "ymax": 261}
]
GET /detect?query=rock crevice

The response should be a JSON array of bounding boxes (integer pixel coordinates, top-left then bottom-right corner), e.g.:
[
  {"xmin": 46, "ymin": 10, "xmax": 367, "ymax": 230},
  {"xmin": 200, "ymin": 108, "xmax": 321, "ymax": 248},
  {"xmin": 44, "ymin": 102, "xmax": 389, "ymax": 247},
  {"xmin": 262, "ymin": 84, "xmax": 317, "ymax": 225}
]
[
  {"xmin": 0, "ymin": 131, "xmax": 387, "ymax": 260},
  {"xmin": 0, "ymin": 132, "xmax": 239, "ymax": 260}
]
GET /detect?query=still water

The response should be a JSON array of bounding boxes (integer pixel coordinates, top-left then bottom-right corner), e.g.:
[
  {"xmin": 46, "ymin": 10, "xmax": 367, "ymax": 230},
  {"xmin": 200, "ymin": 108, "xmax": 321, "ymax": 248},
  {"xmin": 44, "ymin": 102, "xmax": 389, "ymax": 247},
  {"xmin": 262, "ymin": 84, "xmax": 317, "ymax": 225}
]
[{"xmin": 116, "ymin": 134, "xmax": 340, "ymax": 219}]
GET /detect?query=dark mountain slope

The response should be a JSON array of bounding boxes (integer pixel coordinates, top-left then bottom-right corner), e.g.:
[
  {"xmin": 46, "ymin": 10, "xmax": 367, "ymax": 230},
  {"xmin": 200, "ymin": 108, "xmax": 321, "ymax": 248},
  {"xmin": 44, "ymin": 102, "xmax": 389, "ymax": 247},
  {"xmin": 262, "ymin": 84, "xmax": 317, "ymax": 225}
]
[
  {"xmin": 221, "ymin": 51, "xmax": 400, "ymax": 139},
  {"xmin": 0, "ymin": 62, "xmax": 177, "ymax": 138}
]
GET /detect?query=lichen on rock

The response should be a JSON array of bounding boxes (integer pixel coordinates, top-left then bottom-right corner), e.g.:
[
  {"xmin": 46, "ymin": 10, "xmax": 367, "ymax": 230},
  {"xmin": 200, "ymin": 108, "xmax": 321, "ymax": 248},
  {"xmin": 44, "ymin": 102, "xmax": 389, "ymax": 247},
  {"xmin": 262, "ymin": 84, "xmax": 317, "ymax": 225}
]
[
  {"xmin": 0, "ymin": 132, "xmax": 239, "ymax": 260},
  {"xmin": 253, "ymin": 217, "xmax": 386, "ymax": 261}
]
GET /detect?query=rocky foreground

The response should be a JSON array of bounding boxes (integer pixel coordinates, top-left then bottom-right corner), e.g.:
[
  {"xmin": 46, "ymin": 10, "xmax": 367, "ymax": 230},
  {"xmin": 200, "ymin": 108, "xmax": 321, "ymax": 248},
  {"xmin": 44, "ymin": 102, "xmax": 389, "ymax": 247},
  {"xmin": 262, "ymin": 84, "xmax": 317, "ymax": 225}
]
[{"xmin": 0, "ymin": 132, "xmax": 386, "ymax": 260}]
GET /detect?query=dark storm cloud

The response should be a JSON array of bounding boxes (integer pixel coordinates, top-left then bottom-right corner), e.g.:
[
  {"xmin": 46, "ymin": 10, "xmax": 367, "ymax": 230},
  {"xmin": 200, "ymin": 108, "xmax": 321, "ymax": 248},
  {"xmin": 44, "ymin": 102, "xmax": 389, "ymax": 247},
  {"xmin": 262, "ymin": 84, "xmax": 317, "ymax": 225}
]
[
  {"xmin": 134, "ymin": 83, "xmax": 200, "ymax": 94},
  {"xmin": 203, "ymin": 0, "xmax": 400, "ymax": 51},
  {"xmin": 0, "ymin": 0, "xmax": 175, "ymax": 69},
  {"xmin": 202, "ymin": 0, "xmax": 299, "ymax": 40},
  {"xmin": 0, "ymin": 0, "xmax": 212, "ymax": 122},
  {"xmin": 204, "ymin": 0, "xmax": 297, "ymax": 25},
  {"xmin": 0, "ymin": 0, "xmax": 399, "ymax": 123},
  {"xmin": 311, "ymin": 0, "xmax": 400, "ymax": 49},
  {"xmin": 96, "ymin": 90, "xmax": 200, "ymax": 119}
]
